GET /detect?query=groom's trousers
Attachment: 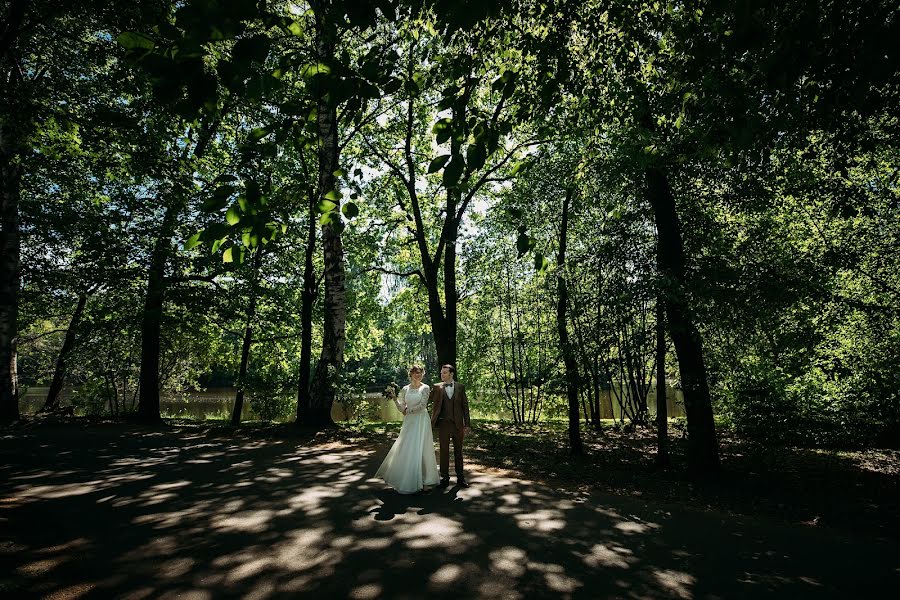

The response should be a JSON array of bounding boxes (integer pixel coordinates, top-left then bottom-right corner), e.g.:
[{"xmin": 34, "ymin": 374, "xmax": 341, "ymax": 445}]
[{"xmin": 438, "ymin": 419, "xmax": 464, "ymax": 480}]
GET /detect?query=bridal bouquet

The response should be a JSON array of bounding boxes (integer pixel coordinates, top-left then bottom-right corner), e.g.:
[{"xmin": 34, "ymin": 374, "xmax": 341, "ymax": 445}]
[{"xmin": 382, "ymin": 381, "xmax": 400, "ymax": 399}]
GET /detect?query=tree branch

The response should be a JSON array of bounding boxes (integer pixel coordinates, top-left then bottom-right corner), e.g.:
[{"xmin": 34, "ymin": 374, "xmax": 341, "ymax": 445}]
[
  {"xmin": 359, "ymin": 264, "xmax": 424, "ymax": 284},
  {"xmin": 457, "ymin": 138, "xmax": 545, "ymax": 223},
  {"xmin": 18, "ymin": 329, "xmax": 67, "ymax": 346},
  {"xmin": 364, "ymin": 135, "xmax": 411, "ymax": 192},
  {"xmin": 338, "ymin": 96, "xmax": 404, "ymax": 152},
  {"xmin": 165, "ymin": 274, "xmax": 221, "ymax": 290}
]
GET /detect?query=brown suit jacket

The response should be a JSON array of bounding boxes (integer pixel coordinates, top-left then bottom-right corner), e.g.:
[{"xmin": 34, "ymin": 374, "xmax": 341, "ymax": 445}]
[{"xmin": 429, "ymin": 381, "xmax": 470, "ymax": 429}]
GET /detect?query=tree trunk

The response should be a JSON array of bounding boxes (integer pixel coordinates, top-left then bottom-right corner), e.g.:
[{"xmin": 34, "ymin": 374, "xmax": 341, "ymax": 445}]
[
  {"xmin": 232, "ymin": 251, "xmax": 262, "ymax": 426},
  {"xmin": 295, "ymin": 195, "xmax": 317, "ymax": 418},
  {"xmin": 231, "ymin": 323, "xmax": 253, "ymax": 425},
  {"xmin": 646, "ymin": 167, "xmax": 719, "ymax": 473},
  {"xmin": 428, "ymin": 106, "xmax": 464, "ymax": 371},
  {"xmin": 42, "ymin": 292, "xmax": 89, "ymax": 411},
  {"xmin": 556, "ymin": 188, "xmax": 583, "ymax": 456},
  {"xmin": 303, "ymin": 0, "xmax": 344, "ymax": 428},
  {"xmin": 655, "ymin": 293, "xmax": 670, "ymax": 467},
  {"xmin": 425, "ymin": 274, "xmax": 453, "ymax": 367},
  {"xmin": 132, "ymin": 110, "xmax": 219, "ymax": 424},
  {"xmin": 0, "ymin": 115, "xmax": 21, "ymax": 424},
  {"xmin": 136, "ymin": 205, "xmax": 177, "ymax": 424},
  {"xmin": 440, "ymin": 186, "xmax": 459, "ymax": 369},
  {"xmin": 0, "ymin": 3, "xmax": 27, "ymax": 423},
  {"xmin": 427, "ymin": 91, "xmax": 470, "ymax": 372}
]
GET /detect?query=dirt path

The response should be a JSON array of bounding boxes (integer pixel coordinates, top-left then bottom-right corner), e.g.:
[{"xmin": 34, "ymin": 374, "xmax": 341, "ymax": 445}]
[{"xmin": 1, "ymin": 423, "xmax": 897, "ymax": 599}]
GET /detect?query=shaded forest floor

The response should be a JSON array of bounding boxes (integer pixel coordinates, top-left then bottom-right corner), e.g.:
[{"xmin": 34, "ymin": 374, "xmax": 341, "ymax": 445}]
[
  {"xmin": 6, "ymin": 415, "xmax": 900, "ymax": 540},
  {"xmin": 480, "ymin": 421, "xmax": 900, "ymax": 536},
  {"xmin": 9, "ymin": 416, "xmax": 900, "ymax": 539},
  {"xmin": 356, "ymin": 419, "xmax": 900, "ymax": 541},
  {"xmin": 1, "ymin": 416, "xmax": 898, "ymax": 598}
]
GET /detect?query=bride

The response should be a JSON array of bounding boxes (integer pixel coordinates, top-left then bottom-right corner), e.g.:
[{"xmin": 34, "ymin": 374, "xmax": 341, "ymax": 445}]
[{"xmin": 375, "ymin": 365, "xmax": 440, "ymax": 494}]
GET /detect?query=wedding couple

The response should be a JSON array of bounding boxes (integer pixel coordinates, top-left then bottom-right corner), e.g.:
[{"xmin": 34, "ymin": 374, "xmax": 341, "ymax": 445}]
[{"xmin": 375, "ymin": 364, "xmax": 471, "ymax": 494}]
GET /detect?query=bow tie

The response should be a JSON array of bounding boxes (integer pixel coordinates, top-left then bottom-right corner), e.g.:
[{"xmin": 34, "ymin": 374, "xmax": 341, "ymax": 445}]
[{"xmin": 445, "ymin": 383, "xmax": 454, "ymax": 387}]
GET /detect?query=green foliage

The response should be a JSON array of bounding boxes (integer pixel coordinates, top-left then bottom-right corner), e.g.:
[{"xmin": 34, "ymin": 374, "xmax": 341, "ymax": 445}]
[
  {"xmin": 69, "ymin": 378, "xmax": 115, "ymax": 417},
  {"xmin": 10, "ymin": 0, "xmax": 897, "ymax": 455},
  {"xmin": 248, "ymin": 393, "xmax": 294, "ymax": 422},
  {"xmin": 333, "ymin": 368, "xmax": 378, "ymax": 424}
]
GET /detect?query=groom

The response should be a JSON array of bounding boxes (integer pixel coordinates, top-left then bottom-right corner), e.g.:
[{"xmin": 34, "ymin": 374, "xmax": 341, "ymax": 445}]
[{"xmin": 430, "ymin": 364, "xmax": 471, "ymax": 488}]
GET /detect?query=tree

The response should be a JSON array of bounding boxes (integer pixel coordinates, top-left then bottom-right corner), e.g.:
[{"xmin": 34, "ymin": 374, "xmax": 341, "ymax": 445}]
[
  {"xmin": 2, "ymin": 0, "xmax": 167, "ymax": 423},
  {"xmin": 362, "ymin": 14, "xmax": 529, "ymax": 370},
  {"xmin": 556, "ymin": 187, "xmax": 583, "ymax": 455},
  {"xmin": 300, "ymin": 0, "xmax": 346, "ymax": 426}
]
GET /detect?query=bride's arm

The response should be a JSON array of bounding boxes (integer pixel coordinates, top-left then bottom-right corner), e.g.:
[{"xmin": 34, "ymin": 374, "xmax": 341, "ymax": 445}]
[
  {"xmin": 406, "ymin": 386, "xmax": 429, "ymax": 413},
  {"xmin": 394, "ymin": 387, "xmax": 407, "ymax": 414}
]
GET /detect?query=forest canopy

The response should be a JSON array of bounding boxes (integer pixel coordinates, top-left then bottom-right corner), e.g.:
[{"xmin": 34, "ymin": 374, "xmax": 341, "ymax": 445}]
[{"xmin": 1, "ymin": 0, "xmax": 897, "ymax": 472}]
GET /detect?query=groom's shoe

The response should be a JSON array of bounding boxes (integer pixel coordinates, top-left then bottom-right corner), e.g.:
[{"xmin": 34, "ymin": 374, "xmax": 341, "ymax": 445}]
[
  {"xmin": 456, "ymin": 478, "xmax": 469, "ymax": 488},
  {"xmin": 438, "ymin": 478, "xmax": 450, "ymax": 488}
]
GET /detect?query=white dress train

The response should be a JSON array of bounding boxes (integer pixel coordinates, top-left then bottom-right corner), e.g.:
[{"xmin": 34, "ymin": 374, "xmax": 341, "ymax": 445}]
[{"xmin": 375, "ymin": 384, "xmax": 440, "ymax": 494}]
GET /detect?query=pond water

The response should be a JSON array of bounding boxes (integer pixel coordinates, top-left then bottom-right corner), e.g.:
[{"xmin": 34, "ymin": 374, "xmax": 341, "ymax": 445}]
[{"xmin": 17, "ymin": 387, "xmax": 404, "ymax": 423}]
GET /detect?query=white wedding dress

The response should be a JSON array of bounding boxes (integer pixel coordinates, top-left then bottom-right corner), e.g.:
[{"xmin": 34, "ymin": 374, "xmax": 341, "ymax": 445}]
[{"xmin": 375, "ymin": 384, "xmax": 440, "ymax": 494}]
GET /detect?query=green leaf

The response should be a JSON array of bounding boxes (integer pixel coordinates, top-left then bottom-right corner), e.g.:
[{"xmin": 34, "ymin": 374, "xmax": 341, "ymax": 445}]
[
  {"xmin": 117, "ymin": 32, "xmax": 155, "ymax": 50},
  {"xmin": 535, "ymin": 252, "xmax": 550, "ymax": 274},
  {"xmin": 245, "ymin": 73, "xmax": 283, "ymax": 101},
  {"xmin": 203, "ymin": 223, "xmax": 228, "ymax": 242},
  {"xmin": 184, "ymin": 232, "xmax": 202, "ymax": 251},
  {"xmin": 324, "ymin": 189, "xmax": 342, "ymax": 201},
  {"xmin": 225, "ymin": 206, "xmax": 241, "ymax": 225},
  {"xmin": 223, "ymin": 247, "xmax": 234, "ymax": 263},
  {"xmin": 300, "ymin": 62, "xmax": 331, "ymax": 78},
  {"xmin": 383, "ymin": 77, "xmax": 402, "ymax": 94},
  {"xmin": 241, "ymin": 232, "xmax": 252, "ymax": 247},
  {"xmin": 516, "ymin": 233, "xmax": 531, "ymax": 257},
  {"xmin": 437, "ymin": 94, "xmax": 455, "ymax": 111},
  {"xmin": 432, "ymin": 118, "xmax": 453, "ymax": 145},
  {"xmin": 341, "ymin": 201, "xmax": 359, "ymax": 219},
  {"xmin": 317, "ymin": 199, "xmax": 337, "ymax": 213},
  {"xmin": 246, "ymin": 180, "xmax": 261, "ymax": 204},
  {"xmin": 249, "ymin": 126, "xmax": 270, "ymax": 141},
  {"xmin": 466, "ymin": 143, "xmax": 487, "ymax": 171},
  {"xmin": 427, "ymin": 154, "xmax": 451, "ymax": 174},
  {"xmin": 232, "ymin": 35, "xmax": 270, "ymax": 64},
  {"xmin": 443, "ymin": 154, "xmax": 464, "ymax": 188},
  {"xmin": 202, "ymin": 195, "xmax": 229, "ymax": 213},
  {"xmin": 286, "ymin": 21, "xmax": 304, "ymax": 36},
  {"xmin": 333, "ymin": 168, "xmax": 347, "ymax": 178},
  {"xmin": 213, "ymin": 185, "xmax": 236, "ymax": 199},
  {"xmin": 510, "ymin": 160, "xmax": 528, "ymax": 176}
]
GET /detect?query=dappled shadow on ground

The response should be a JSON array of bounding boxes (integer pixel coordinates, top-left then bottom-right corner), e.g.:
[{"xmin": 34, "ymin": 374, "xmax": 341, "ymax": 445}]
[
  {"xmin": 1, "ymin": 423, "xmax": 898, "ymax": 599},
  {"xmin": 468, "ymin": 422, "xmax": 900, "ymax": 540}
]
